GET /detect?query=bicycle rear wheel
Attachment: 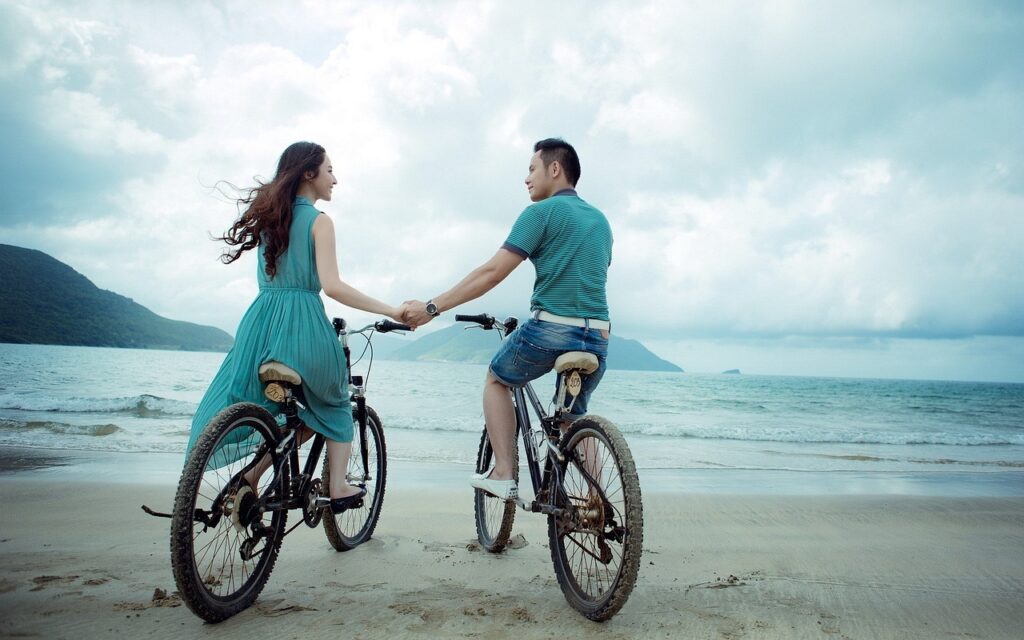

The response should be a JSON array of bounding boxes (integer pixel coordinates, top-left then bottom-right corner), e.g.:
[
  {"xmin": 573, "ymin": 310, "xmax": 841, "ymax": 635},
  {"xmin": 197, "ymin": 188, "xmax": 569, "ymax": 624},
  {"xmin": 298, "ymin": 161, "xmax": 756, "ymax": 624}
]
[
  {"xmin": 170, "ymin": 403, "xmax": 289, "ymax": 623},
  {"xmin": 473, "ymin": 427, "xmax": 518, "ymax": 552},
  {"xmin": 548, "ymin": 415, "xmax": 643, "ymax": 621},
  {"xmin": 322, "ymin": 405, "xmax": 387, "ymax": 550}
]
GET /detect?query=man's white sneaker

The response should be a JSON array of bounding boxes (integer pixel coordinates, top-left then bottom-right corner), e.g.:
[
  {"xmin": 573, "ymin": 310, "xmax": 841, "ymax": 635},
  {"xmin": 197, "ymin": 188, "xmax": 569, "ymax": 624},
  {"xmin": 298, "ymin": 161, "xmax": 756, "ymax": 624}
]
[{"xmin": 469, "ymin": 472, "xmax": 518, "ymax": 500}]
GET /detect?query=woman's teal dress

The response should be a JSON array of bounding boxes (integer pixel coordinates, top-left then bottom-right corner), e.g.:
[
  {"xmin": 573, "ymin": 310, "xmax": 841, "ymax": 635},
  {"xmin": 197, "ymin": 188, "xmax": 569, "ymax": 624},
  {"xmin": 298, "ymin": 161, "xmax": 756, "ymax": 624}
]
[{"xmin": 186, "ymin": 196, "xmax": 353, "ymax": 461}]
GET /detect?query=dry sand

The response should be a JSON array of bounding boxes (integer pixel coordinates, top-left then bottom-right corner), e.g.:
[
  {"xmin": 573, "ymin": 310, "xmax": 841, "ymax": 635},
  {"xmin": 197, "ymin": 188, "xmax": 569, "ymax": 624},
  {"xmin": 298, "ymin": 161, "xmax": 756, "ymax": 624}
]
[{"xmin": 1, "ymin": 469, "xmax": 1023, "ymax": 639}]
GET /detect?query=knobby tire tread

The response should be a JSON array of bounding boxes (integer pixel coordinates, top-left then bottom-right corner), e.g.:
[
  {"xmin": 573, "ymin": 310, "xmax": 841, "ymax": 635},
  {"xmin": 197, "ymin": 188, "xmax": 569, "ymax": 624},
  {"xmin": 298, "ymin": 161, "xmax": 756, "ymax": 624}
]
[
  {"xmin": 170, "ymin": 403, "xmax": 288, "ymax": 623},
  {"xmin": 473, "ymin": 427, "xmax": 518, "ymax": 552},
  {"xmin": 548, "ymin": 415, "xmax": 644, "ymax": 622},
  {"xmin": 322, "ymin": 405, "xmax": 387, "ymax": 551}
]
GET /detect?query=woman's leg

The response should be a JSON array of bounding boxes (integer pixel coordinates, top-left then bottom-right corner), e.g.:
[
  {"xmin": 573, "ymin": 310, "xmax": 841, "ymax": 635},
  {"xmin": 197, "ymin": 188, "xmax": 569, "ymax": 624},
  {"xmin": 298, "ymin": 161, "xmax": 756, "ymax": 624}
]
[
  {"xmin": 326, "ymin": 438, "xmax": 362, "ymax": 499},
  {"xmin": 243, "ymin": 426, "xmax": 315, "ymax": 489}
]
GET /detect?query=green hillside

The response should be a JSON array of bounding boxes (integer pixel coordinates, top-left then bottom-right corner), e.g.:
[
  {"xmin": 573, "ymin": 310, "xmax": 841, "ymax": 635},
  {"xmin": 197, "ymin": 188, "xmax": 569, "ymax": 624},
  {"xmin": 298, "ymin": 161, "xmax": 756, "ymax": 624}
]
[
  {"xmin": 0, "ymin": 244, "xmax": 234, "ymax": 351},
  {"xmin": 385, "ymin": 323, "xmax": 683, "ymax": 372}
]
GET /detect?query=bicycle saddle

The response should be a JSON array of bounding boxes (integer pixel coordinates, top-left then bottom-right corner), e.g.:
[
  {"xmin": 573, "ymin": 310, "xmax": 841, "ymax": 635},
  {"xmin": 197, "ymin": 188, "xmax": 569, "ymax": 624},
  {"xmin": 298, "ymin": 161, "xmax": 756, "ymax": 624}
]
[
  {"xmin": 554, "ymin": 351, "xmax": 599, "ymax": 374},
  {"xmin": 258, "ymin": 362, "xmax": 302, "ymax": 385}
]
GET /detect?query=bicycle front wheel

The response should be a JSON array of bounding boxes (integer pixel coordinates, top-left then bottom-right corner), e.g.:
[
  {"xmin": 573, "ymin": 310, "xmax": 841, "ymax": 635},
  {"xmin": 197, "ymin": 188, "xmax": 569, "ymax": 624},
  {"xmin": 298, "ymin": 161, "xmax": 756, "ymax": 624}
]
[
  {"xmin": 548, "ymin": 415, "xmax": 643, "ymax": 621},
  {"xmin": 322, "ymin": 405, "xmax": 387, "ymax": 550},
  {"xmin": 170, "ymin": 403, "xmax": 289, "ymax": 623},
  {"xmin": 473, "ymin": 426, "xmax": 518, "ymax": 552}
]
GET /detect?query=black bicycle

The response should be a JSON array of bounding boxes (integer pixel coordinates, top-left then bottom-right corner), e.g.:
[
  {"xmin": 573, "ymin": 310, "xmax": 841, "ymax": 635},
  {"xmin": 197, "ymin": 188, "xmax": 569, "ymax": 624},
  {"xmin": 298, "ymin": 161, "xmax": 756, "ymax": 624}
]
[
  {"xmin": 458, "ymin": 313, "xmax": 644, "ymax": 621},
  {"xmin": 168, "ymin": 317, "xmax": 409, "ymax": 622}
]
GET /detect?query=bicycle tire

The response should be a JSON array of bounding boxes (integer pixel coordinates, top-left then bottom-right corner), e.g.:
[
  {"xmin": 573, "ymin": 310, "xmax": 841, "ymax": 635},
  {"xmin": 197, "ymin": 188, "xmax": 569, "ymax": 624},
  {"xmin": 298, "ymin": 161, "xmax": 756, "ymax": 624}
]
[
  {"xmin": 473, "ymin": 426, "xmax": 518, "ymax": 552},
  {"xmin": 547, "ymin": 415, "xmax": 643, "ymax": 621},
  {"xmin": 322, "ymin": 405, "xmax": 387, "ymax": 550},
  {"xmin": 170, "ymin": 403, "xmax": 289, "ymax": 623}
]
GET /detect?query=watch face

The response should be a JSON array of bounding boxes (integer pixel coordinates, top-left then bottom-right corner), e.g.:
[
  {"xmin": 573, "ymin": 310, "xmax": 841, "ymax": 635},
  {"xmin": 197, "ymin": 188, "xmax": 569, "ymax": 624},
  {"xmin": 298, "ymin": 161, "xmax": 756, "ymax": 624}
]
[{"xmin": 426, "ymin": 302, "xmax": 438, "ymax": 316}]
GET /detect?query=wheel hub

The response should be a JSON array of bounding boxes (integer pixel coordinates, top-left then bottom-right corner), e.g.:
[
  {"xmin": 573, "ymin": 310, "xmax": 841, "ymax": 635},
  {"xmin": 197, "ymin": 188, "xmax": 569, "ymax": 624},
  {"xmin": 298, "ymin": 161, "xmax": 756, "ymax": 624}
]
[{"xmin": 229, "ymin": 485, "xmax": 259, "ymax": 532}]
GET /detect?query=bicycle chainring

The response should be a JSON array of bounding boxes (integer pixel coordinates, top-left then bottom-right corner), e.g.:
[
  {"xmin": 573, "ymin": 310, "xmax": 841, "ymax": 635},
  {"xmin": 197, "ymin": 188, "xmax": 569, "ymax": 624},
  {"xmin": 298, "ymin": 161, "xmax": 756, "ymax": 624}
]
[{"xmin": 302, "ymin": 478, "xmax": 324, "ymax": 527}]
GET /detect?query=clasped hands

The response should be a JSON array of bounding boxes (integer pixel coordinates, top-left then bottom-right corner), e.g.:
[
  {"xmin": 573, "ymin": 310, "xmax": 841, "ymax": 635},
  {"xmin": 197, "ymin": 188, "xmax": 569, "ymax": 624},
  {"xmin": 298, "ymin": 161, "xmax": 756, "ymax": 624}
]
[{"xmin": 396, "ymin": 299, "xmax": 434, "ymax": 328}]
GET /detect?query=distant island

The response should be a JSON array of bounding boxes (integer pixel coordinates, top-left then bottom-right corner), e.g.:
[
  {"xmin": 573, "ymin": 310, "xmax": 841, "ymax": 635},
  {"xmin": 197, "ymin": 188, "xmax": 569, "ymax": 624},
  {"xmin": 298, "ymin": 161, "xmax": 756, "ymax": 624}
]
[
  {"xmin": 380, "ymin": 323, "xmax": 683, "ymax": 372},
  {"xmin": 722, "ymin": 369, "xmax": 741, "ymax": 375},
  {"xmin": 0, "ymin": 244, "xmax": 234, "ymax": 351}
]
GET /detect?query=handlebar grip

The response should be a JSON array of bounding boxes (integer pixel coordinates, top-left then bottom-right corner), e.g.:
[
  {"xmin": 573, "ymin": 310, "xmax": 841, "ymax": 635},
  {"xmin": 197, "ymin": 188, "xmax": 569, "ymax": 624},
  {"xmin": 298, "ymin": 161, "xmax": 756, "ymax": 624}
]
[
  {"xmin": 455, "ymin": 313, "xmax": 494, "ymax": 327},
  {"xmin": 374, "ymin": 319, "xmax": 412, "ymax": 333}
]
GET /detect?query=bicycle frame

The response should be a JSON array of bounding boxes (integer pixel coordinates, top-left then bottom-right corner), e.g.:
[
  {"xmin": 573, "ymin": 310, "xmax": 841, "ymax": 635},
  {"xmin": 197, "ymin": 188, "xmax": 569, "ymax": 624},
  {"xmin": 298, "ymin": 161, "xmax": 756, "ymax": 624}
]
[
  {"xmin": 261, "ymin": 319, "xmax": 397, "ymax": 514},
  {"xmin": 512, "ymin": 383, "xmax": 561, "ymax": 499},
  {"xmin": 512, "ymin": 377, "xmax": 614, "ymax": 518}
]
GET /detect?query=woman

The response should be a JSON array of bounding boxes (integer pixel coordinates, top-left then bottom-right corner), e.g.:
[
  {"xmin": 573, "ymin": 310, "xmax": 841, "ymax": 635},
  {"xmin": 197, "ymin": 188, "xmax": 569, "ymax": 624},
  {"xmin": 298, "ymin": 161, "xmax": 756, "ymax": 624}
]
[{"xmin": 186, "ymin": 141, "xmax": 403, "ymax": 513}]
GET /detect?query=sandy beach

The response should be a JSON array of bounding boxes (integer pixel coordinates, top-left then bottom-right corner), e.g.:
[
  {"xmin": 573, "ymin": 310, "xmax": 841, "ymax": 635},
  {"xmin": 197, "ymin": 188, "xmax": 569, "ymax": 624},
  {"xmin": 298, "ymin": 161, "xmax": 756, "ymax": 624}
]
[{"xmin": 1, "ymin": 448, "xmax": 1022, "ymax": 639}]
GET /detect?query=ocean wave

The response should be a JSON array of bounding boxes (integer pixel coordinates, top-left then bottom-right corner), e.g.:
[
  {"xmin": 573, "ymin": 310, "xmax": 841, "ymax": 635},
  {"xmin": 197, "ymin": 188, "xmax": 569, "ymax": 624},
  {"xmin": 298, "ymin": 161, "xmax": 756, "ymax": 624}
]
[
  {"xmin": 384, "ymin": 416, "xmax": 1024, "ymax": 446},
  {"xmin": 0, "ymin": 419, "xmax": 124, "ymax": 437},
  {"xmin": 612, "ymin": 422, "xmax": 1024, "ymax": 446},
  {"xmin": 0, "ymin": 393, "xmax": 196, "ymax": 417}
]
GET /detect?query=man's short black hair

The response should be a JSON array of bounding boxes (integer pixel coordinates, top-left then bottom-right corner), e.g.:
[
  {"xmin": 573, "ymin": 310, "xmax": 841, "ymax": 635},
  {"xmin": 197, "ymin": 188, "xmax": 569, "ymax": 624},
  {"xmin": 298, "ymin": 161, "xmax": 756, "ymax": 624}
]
[{"xmin": 534, "ymin": 138, "xmax": 581, "ymax": 186}]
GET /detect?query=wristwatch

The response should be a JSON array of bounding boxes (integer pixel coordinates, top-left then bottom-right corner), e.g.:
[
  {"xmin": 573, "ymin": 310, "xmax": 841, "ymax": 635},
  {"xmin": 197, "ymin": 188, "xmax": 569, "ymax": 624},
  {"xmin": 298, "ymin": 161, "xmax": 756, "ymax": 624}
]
[{"xmin": 425, "ymin": 300, "xmax": 440, "ymax": 317}]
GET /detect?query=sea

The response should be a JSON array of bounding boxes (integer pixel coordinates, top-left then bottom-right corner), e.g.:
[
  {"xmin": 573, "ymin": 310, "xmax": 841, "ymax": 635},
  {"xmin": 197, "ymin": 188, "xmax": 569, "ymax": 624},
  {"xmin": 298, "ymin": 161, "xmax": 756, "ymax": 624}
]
[{"xmin": 1, "ymin": 342, "xmax": 1022, "ymax": 496}]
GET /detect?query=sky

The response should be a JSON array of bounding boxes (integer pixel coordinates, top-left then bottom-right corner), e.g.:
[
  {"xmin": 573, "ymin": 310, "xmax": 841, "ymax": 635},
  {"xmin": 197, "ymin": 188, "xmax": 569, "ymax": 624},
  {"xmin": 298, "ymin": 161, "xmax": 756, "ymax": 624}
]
[{"xmin": 1, "ymin": 0, "xmax": 1022, "ymax": 382}]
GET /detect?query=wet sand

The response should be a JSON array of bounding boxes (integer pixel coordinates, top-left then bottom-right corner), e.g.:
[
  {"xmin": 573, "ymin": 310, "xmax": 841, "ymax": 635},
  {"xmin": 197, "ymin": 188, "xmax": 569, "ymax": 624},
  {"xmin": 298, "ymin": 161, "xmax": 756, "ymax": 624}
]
[{"xmin": 1, "ymin": 457, "xmax": 1022, "ymax": 639}]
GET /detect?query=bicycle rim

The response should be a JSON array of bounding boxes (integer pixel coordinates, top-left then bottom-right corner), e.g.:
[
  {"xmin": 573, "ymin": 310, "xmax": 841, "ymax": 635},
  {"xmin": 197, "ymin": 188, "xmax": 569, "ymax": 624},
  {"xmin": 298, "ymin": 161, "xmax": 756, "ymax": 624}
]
[
  {"xmin": 171, "ymin": 403, "xmax": 289, "ymax": 623},
  {"xmin": 322, "ymin": 406, "xmax": 387, "ymax": 550},
  {"xmin": 548, "ymin": 416, "xmax": 643, "ymax": 621},
  {"xmin": 473, "ymin": 427, "xmax": 517, "ymax": 552}
]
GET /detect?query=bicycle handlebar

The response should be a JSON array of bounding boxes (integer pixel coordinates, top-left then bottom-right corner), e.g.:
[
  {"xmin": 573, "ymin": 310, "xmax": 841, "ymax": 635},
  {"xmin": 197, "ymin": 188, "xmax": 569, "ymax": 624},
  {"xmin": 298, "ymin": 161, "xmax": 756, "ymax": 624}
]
[
  {"xmin": 333, "ymin": 317, "xmax": 411, "ymax": 336},
  {"xmin": 455, "ymin": 313, "xmax": 496, "ymax": 328},
  {"xmin": 456, "ymin": 313, "xmax": 518, "ymax": 336},
  {"xmin": 374, "ymin": 319, "xmax": 413, "ymax": 333}
]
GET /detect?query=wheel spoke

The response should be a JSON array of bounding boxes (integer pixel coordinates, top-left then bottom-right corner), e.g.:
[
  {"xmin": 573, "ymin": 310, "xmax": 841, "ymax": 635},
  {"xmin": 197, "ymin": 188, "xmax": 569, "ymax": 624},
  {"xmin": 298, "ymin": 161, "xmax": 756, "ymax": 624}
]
[
  {"xmin": 322, "ymin": 408, "xmax": 387, "ymax": 550},
  {"xmin": 548, "ymin": 417, "xmax": 643, "ymax": 621},
  {"xmin": 171, "ymin": 404, "xmax": 289, "ymax": 621},
  {"xmin": 473, "ymin": 427, "xmax": 517, "ymax": 552}
]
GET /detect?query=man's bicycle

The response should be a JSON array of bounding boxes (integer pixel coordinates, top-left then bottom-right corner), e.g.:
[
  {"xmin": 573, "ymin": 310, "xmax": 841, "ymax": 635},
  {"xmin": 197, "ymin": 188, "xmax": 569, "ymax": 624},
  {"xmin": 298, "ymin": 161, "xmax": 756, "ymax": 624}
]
[
  {"xmin": 457, "ymin": 313, "xmax": 643, "ymax": 621},
  {"xmin": 168, "ymin": 317, "xmax": 409, "ymax": 622}
]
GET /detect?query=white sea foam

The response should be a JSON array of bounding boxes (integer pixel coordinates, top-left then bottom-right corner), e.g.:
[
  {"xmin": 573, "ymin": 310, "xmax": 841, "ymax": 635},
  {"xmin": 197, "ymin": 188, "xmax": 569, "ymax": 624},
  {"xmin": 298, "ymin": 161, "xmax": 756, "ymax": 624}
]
[
  {"xmin": 0, "ymin": 393, "xmax": 196, "ymax": 417},
  {"xmin": 1, "ymin": 345, "xmax": 1022, "ymax": 476}
]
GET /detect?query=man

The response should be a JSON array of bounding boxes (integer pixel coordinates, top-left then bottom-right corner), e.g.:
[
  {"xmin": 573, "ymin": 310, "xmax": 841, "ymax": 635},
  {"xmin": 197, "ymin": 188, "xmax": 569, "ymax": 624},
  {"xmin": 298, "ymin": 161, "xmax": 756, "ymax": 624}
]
[{"xmin": 403, "ymin": 138, "xmax": 612, "ymax": 500}]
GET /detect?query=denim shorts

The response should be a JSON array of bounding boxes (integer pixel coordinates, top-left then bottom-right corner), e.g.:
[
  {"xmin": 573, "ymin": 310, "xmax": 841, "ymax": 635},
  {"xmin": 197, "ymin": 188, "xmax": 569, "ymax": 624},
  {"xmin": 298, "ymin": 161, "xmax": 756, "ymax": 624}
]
[{"xmin": 489, "ymin": 318, "xmax": 608, "ymax": 416}]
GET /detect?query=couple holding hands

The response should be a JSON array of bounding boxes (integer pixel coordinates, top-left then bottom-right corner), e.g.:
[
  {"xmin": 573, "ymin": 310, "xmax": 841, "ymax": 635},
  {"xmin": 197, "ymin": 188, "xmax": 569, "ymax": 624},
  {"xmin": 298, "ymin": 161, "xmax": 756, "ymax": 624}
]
[{"xmin": 186, "ymin": 137, "xmax": 612, "ymax": 511}]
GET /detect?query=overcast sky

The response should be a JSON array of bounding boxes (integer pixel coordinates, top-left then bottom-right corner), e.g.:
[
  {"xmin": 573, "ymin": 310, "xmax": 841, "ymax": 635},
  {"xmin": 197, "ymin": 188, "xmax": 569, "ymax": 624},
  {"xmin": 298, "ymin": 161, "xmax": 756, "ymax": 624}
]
[{"xmin": 2, "ymin": 1, "xmax": 1022, "ymax": 382}]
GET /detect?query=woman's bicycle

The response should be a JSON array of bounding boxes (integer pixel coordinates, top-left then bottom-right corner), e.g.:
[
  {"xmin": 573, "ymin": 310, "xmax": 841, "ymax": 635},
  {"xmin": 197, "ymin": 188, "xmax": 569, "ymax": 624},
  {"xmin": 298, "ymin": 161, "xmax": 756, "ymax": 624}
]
[
  {"xmin": 168, "ymin": 317, "xmax": 409, "ymax": 622},
  {"xmin": 457, "ymin": 313, "xmax": 644, "ymax": 621}
]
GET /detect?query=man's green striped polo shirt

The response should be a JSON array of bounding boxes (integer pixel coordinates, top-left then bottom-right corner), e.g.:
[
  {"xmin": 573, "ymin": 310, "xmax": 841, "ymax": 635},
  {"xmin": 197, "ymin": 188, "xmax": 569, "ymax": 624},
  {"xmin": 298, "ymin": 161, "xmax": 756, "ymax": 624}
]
[{"xmin": 502, "ymin": 189, "xmax": 612, "ymax": 321}]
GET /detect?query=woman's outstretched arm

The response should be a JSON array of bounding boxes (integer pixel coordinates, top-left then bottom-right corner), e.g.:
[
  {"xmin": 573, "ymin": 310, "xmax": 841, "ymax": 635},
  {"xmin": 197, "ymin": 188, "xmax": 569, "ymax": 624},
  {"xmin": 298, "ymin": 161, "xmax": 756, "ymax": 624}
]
[{"xmin": 313, "ymin": 214, "xmax": 403, "ymax": 321}]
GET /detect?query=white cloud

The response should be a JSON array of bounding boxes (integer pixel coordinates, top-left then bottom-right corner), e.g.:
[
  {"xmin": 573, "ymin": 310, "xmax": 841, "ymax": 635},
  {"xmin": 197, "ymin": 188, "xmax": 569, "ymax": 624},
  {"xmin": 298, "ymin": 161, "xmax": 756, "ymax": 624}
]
[
  {"xmin": 2, "ymin": 0, "xmax": 1022, "ymax": 381},
  {"xmin": 39, "ymin": 88, "xmax": 165, "ymax": 155},
  {"xmin": 591, "ymin": 91, "xmax": 698, "ymax": 146}
]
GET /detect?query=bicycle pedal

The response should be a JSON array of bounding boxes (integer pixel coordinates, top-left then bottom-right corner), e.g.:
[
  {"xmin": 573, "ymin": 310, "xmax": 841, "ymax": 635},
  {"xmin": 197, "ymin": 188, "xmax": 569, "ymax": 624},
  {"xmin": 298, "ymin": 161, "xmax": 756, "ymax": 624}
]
[{"xmin": 314, "ymin": 496, "xmax": 331, "ymax": 509}]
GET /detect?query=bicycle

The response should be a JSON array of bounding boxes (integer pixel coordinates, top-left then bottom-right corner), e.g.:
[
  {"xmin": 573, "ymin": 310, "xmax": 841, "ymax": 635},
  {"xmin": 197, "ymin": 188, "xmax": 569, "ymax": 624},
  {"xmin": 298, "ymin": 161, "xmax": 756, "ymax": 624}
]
[
  {"xmin": 457, "ymin": 313, "xmax": 644, "ymax": 621},
  {"xmin": 168, "ymin": 317, "xmax": 409, "ymax": 622}
]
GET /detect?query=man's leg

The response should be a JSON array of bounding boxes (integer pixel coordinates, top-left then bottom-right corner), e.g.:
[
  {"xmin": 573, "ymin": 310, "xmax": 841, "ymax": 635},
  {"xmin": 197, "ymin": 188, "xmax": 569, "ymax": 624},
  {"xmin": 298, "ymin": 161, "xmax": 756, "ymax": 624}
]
[{"xmin": 482, "ymin": 371, "xmax": 517, "ymax": 480}]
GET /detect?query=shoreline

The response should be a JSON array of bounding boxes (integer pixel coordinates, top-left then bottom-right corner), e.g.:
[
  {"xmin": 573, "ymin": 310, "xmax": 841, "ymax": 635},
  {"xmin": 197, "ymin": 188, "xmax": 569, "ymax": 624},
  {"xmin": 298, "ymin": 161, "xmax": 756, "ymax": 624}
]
[
  {"xmin": 0, "ymin": 476, "xmax": 1021, "ymax": 638},
  {"xmin": 2, "ymin": 444, "xmax": 1023, "ymax": 498}
]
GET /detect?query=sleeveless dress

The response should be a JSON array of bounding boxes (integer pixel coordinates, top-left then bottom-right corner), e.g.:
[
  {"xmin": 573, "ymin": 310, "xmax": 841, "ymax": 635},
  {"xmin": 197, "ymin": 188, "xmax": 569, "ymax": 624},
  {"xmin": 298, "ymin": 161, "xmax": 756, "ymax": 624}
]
[{"xmin": 185, "ymin": 196, "xmax": 354, "ymax": 462}]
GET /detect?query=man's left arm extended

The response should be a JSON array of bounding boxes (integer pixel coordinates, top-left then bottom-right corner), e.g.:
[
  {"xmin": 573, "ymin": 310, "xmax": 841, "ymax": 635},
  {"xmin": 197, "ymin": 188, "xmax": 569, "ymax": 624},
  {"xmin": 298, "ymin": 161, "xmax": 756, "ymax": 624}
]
[{"xmin": 405, "ymin": 248, "xmax": 524, "ymax": 326}]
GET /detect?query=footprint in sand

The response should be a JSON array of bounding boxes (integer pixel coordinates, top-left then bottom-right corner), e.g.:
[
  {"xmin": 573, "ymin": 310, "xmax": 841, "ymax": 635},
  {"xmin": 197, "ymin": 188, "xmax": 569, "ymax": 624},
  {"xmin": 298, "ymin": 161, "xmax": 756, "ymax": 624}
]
[
  {"xmin": 113, "ymin": 587, "xmax": 182, "ymax": 611},
  {"xmin": 29, "ymin": 575, "xmax": 80, "ymax": 592}
]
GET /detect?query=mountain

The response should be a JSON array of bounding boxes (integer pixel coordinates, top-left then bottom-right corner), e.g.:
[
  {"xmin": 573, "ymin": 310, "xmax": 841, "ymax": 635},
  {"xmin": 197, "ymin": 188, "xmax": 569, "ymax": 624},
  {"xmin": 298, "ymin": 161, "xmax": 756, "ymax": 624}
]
[
  {"xmin": 0, "ymin": 244, "xmax": 234, "ymax": 351},
  {"xmin": 384, "ymin": 323, "xmax": 683, "ymax": 372}
]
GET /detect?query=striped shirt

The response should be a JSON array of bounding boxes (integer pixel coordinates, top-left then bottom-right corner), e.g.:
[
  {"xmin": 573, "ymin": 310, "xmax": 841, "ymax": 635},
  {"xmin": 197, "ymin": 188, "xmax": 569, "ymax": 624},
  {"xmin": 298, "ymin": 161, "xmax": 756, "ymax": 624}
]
[{"xmin": 502, "ymin": 189, "xmax": 612, "ymax": 321}]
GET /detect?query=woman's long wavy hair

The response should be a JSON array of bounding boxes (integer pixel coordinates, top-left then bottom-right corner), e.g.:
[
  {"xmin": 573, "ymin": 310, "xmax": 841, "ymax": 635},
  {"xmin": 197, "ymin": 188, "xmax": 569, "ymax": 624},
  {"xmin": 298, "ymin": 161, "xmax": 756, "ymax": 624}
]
[{"xmin": 218, "ymin": 141, "xmax": 326, "ymax": 278}]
